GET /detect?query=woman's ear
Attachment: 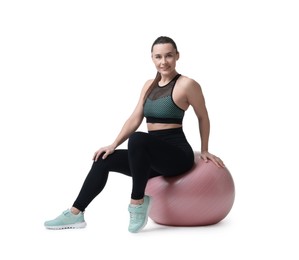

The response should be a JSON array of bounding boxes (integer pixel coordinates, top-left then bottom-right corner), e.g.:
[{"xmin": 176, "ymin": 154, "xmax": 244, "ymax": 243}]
[{"xmin": 176, "ymin": 52, "xmax": 180, "ymax": 61}]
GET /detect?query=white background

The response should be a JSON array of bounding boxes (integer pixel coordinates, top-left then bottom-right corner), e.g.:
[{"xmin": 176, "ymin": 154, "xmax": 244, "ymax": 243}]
[{"xmin": 1, "ymin": 0, "xmax": 298, "ymax": 259}]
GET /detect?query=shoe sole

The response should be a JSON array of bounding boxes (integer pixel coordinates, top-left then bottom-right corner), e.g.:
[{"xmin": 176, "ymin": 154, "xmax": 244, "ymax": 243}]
[
  {"xmin": 45, "ymin": 221, "xmax": 87, "ymax": 230},
  {"xmin": 130, "ymin": 196, "xmax": 152, "ymax": 233}
]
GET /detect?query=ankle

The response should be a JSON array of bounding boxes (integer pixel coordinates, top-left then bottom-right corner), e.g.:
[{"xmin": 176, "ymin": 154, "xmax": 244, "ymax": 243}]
[
  {"xmin": 70, "ymin": 207, "xmax": 81, "ymax": 215},
  {"xmin": 130, "ymin": 198, "xmax": 144, "ymax": 205}
]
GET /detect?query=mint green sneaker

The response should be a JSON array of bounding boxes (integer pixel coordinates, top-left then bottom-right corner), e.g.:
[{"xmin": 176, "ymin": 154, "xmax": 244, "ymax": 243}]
[
  {"xmin": 44, "ymin": 209, "xmax": 87, "ymax": 230},
  {"xmin": 128, "ymin": 195, "xmax": 152, "ymax": 233}
]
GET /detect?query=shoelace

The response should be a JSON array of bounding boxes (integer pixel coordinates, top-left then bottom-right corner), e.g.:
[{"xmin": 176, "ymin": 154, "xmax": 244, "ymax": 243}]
[
  {"xmin": 130, "ymin": 212, "xmax": 144, "ymax": 223},
  {"xmin": 63, "ymin": 210, "xmax": 70, "ymax": 216}
]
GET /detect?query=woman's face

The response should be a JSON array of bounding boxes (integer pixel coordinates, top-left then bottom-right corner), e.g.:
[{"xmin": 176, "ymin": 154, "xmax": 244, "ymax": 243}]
[{"xmin": 151, "ymin": 43, "xmax": 179, "ymax": 77}]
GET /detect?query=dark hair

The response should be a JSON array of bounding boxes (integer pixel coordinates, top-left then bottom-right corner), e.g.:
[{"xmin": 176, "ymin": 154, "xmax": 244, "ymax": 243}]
[
  {"xmin": 144, "ymin": 36, "xmax": 178, "ymax": 102},
  {"xmin": 151, "ymin": 36, "xmax": 178, "ymax": 53}
]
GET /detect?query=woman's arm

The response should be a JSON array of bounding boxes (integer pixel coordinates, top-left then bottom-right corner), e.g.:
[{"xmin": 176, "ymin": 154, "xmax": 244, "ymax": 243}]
[
  {"xmin": 186, "ymin": 79, "xmax": 225, "ymax": 167},
  {"xmin": 93, "ymin": 80, "xmax": 152, "ymax": 161}
]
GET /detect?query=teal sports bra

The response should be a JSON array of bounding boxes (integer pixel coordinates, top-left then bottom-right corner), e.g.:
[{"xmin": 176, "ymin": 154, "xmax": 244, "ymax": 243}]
[{"xmin": 143, "ymin": 74, "xmax": 185, "ymax": 124}]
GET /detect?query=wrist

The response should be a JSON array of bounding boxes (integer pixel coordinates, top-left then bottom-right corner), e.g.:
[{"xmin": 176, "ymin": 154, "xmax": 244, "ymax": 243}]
[{"xmin": 111, "ymin": 142, "xmax": 118, "ymax": 150}]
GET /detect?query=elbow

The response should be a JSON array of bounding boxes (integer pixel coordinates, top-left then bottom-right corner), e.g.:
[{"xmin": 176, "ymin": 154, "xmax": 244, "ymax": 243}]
[{"xmin": 129, "ymin": 115, "xmax": 143, "ymax": 130}]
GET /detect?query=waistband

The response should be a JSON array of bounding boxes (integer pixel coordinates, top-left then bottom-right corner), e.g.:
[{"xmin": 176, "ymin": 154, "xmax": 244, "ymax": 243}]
[{"xmin": 148, "ymin": 127, "xmax": 183, "ymax": 135}]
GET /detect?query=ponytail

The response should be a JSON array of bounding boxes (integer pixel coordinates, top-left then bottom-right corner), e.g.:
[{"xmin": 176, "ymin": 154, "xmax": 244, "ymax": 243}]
[{"xmin": 143, "ymin": 71, "xmax": 161, "ymax": 104}]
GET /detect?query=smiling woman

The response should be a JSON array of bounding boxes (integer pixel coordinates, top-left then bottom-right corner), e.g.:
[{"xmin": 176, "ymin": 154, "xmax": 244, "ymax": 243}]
[{"xmin": 44, "ymin": 36, "xmax": 225, "ymax": 233}]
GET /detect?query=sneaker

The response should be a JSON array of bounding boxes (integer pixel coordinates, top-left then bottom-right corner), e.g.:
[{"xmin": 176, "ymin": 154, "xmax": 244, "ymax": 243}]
[
  {"xmin": 44, "ymin": 209, "xmax": 87, "ymax": 230},
  {"xmin": 128, "ymin": 195, "xmax": 152, "ymax": 233}
]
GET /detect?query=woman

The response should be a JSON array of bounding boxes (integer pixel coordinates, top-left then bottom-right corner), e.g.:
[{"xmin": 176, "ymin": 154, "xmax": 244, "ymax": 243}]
[{"xmin": 44, "ymin": 36, "xmax": 225, "ymax": 233}]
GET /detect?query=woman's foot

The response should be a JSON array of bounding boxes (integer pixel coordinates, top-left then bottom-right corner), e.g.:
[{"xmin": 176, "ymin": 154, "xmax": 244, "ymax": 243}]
[
  {"xmin": 128, "ymin": 195, "xmax": 152, "ymax": 233},
  {"xmin": 44, "ymin": 209, "xmax": 87, "ymax": 230}
]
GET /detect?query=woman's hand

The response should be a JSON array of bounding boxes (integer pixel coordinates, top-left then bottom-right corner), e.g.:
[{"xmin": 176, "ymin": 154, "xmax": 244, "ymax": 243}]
[
  {"xmin": 200, "ymin": 151, "xmax": 225, "ymax": 168},
  {"xmin": 93, "ymin": 144, "xmax": 116, "ymax": 161}
]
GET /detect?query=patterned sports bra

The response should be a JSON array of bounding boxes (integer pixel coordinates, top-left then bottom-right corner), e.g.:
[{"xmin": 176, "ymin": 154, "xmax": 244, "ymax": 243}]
[{"xmin": 143, "ymin": 74, "xmax": 185, "ymax": 124}]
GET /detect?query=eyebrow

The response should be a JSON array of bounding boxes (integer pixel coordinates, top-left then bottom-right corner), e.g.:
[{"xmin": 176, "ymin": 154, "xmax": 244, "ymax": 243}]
[{"xmin": 154, "ymin": 51, "xmax": 175, "ymax": 56}]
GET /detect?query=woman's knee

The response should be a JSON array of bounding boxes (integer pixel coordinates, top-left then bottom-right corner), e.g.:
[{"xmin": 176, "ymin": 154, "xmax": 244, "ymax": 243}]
[{"xmin": 128, "ymin": 131, "xmax": 149, "ymax": 150}]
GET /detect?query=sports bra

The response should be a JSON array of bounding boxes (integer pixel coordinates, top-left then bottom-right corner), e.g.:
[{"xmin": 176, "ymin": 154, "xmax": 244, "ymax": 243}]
[{"xmin": 143, "ymin": 74, "xmax": 185, "ymax": 124}]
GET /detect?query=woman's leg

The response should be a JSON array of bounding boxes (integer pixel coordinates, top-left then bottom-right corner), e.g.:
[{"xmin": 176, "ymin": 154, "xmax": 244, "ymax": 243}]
[
  {"xmin": 128, "ymin": 131, "xmax": 194, "ymax": 201},
  {"xmin": 72, "ymin": 149, "xmax": 131, "ymax": 212},
  {"xmin": 127, "ymin": 130, "xmax": 193, "ymax": 233},
  {"xmin": 44, "ymin": 149, "xmax": 133, "ymax": 230}
]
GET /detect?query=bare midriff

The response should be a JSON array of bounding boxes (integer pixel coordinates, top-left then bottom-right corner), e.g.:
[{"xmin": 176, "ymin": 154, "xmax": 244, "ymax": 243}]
[{"xmin": 147, "ymin": 123, "xmax": 182, "ymax": 131}]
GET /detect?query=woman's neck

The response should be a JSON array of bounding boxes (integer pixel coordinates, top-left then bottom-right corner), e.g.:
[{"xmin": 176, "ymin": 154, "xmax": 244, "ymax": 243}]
[{"xmin": 159, "ymin": 71, "xmax": 178, "ymax": 85}]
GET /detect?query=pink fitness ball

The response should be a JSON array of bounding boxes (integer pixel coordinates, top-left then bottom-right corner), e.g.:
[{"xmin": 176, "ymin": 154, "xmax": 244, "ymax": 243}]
[{"xmin": 145, "ymin": 152, "xmax": 235, "ymax": 226}]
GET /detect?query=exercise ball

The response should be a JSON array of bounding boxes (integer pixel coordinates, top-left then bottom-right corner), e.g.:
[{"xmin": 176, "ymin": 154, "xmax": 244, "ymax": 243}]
[{"xmin": 145, "ymin": 152, "xmax": 235, "ymax": 226}]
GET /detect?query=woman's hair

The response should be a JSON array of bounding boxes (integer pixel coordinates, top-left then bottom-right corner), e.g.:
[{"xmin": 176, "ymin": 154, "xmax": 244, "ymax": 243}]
[
  {"xmin": 144, "ymin": 36, "xmax": 178, "ymax": 102},
  {"xmin": 150, "ymin": 36, "xmax": 178, "ymax": 53}
]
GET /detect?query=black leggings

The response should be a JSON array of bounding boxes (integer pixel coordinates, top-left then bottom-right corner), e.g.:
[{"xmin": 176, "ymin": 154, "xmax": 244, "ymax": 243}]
[{"xmin": 72, "ymin": 127, "xmax": 194, "ymax": 211}]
